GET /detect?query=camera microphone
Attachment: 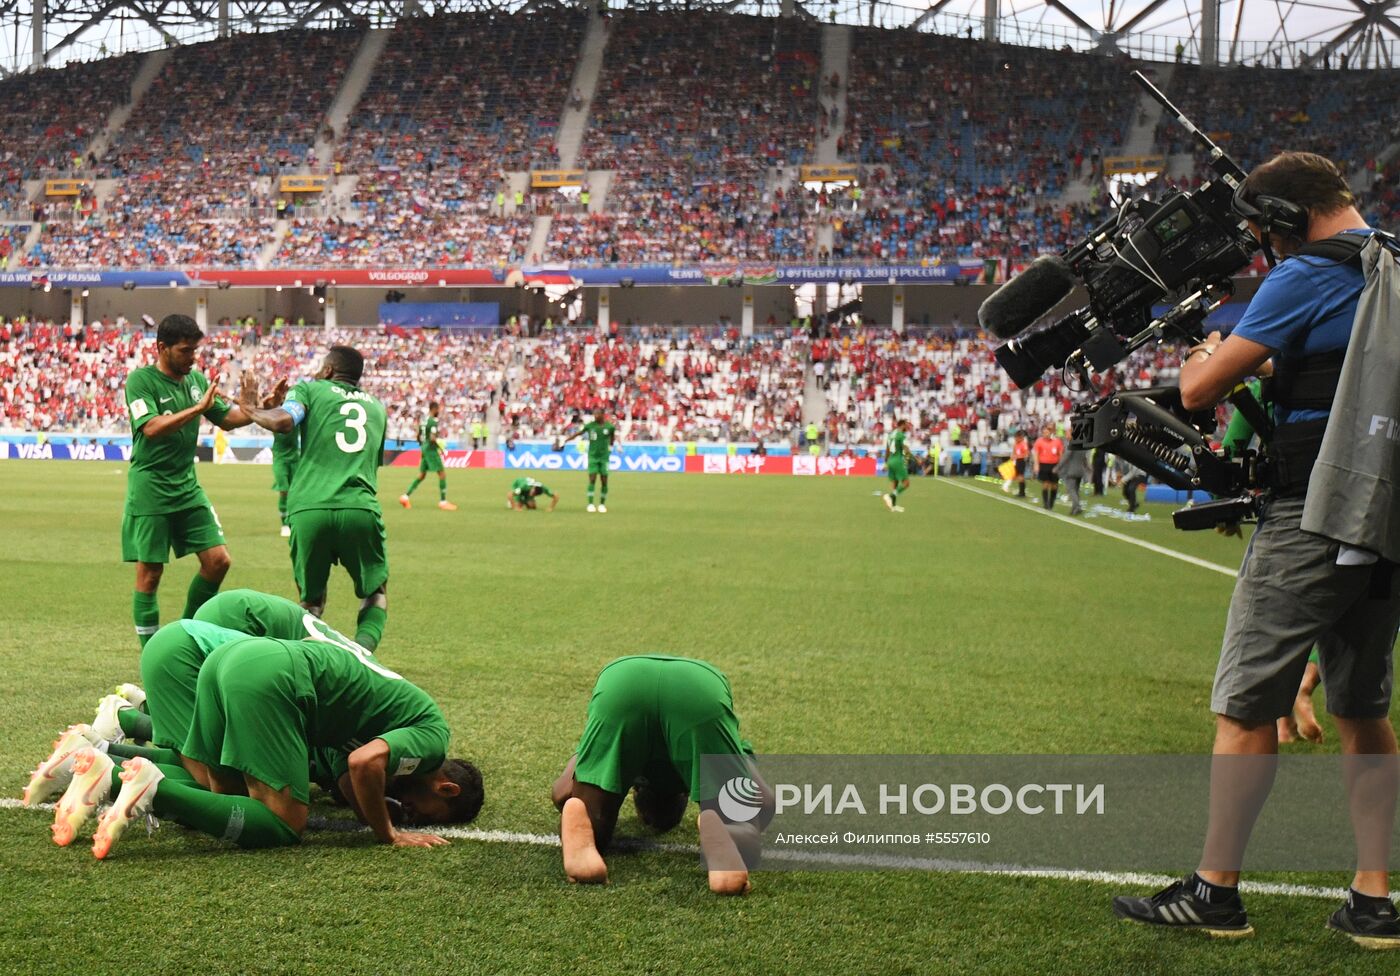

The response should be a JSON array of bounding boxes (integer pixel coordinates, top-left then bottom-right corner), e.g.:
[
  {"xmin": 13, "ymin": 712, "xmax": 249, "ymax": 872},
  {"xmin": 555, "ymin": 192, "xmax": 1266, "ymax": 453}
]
[{"xmin": 977, "ymin": 255, "xmax": 1077, "ymax": 339}]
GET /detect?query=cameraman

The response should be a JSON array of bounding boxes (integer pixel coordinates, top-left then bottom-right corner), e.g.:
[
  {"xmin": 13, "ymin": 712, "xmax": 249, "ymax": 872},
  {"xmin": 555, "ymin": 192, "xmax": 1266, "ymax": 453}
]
[{"xmin": 1114, "ymin": 151, "xmax": 1400, "ymax": 947}]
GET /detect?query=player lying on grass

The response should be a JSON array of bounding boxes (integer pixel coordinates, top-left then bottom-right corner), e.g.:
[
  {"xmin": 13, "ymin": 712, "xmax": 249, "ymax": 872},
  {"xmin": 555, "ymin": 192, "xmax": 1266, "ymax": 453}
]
[
  {"xmin": 509, "ymin": 476, "xmax": 558, "ymax": 511},
  {"xmin": 550, "ymin": 655, "xmax": 770, "ymax": 894},
  {"xmin": 27, "ymin": 629, "xmax": 482, "ymax": 858}
]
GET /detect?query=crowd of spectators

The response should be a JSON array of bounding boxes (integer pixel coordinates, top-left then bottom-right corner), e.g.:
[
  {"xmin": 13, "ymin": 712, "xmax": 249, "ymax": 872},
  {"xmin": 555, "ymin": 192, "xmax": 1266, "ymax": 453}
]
[
  {"xmin": 0, "ymin": 54, "xmax": 142, "ymax": 217},
  {"xmin": 1155, "ymin": 64, "xmax": 1400, "ymax": 176},
  {"xmin": 3, "ymin": 318, "xmax": 1197, "ymax": 449},
  {"xmin": 563, "ymin": 12, "xmax": 820, "ymax": 264},
  {"xmin": 277, "ymin": 11, "xmax": 585, "ymax": 266},
  {"xmin": 501, "ymin": 331, "xmax": 809, "ymax": 441}
]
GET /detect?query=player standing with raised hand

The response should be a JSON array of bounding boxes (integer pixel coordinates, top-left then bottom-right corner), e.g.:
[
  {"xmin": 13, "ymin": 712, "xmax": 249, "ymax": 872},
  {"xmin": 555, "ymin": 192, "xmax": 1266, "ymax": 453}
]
[
  {"xmin": 559, "ymin": 409, "xmax": 617, "ymax": 512},
  {"xmin": 123, "ymin": 314, "xmax": 262, "ymax": 650},
  {"xmin": 235, "ymin": 346, "xmax": 391, "ymax": 652},
  {"xmin": 399, "ymin": 400, "xmax": 456, "ymax": 511}
]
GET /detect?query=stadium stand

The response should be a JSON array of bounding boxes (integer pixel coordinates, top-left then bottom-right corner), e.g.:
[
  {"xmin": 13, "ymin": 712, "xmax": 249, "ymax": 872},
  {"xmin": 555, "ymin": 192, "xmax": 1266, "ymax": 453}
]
[
  {"xmin": 1, "ymin": 320, "xmax": 1190, "ymax": 447},
  {"xmin": 1155, "ymin": 64, "xmax": 1400, "ymax": 175},
  {"xmin": 274, "ymin": 12, "xmax": 583, "ymax": 267},
  {"xmin": 0, "ymin": 53, "xmax": 144, "ymax": 216},
  {"xmin": 563, "ymin": 11, "xmax": 821, "ymax": 263}
]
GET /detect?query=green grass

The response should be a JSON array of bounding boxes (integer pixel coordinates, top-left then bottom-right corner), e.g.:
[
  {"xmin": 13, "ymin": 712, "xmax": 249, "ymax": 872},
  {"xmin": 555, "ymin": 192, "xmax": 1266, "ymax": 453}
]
[{"xmin": 0, "ymin": 461, "xmax": 1389, "ymax": 975}]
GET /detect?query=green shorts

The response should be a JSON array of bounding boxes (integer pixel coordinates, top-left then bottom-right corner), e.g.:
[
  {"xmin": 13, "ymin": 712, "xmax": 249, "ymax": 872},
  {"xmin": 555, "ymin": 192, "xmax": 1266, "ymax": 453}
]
[
  {"xmin": 288, "ymin": 508, "xmax": 388, "ymax": 603},
  {"xmin": 121, "ymin": 504, "xmax": 225, "ymax": 564},
  {"xmin": 420, "ymin": 451, "xmax": 444, "ymax": 474},
  {"xmin": 272, "ymin": 458, "xmax": 299, "ymax": 492},
  {"xmin": 573, "ymin": 655, "xmax": 747, "ymax": 802},
  {"xmin": 887, "ymin": 460, "xmax": 909, "ymax": 482},
  {"xmin": 139, "ymin": 624, "xmax": 206, "ymax": 750},
  {"xmin": 587, "ymin": 457, "xmax": 610, "ymax": 476},
  {"xmin": 183, "ymin": 636, "xmax": 313, "ymax": 804}
]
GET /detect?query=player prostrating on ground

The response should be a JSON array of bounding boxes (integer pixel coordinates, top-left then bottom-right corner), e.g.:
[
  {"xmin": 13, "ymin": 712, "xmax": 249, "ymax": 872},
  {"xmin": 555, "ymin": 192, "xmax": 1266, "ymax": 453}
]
[
  {"xmin": 509, "ymin": 476, "xmax": 558, "ymax": 511},
  {"xmin": 235, "ymin": 346, "xmax": 391, "ymax": 652},
  {"xmin": 882, "ymin": 419, "xmax": 912, "ymax": 512},
  {"xmin": 560, "ymin": 409, "xmax": 617, "ymax": 512},
  {"xmin": 399, "ymin": 400, "xmax": 456, "ymax": 511},
  {"xmin": 271, "ymin": 422, "xmax": 300, "ymax": 538},
  {"xmin": 550, "ymin": 654, "xmax": 770, "ymax": 895},
  {"xmin": 66, "ymin": 632, "xmax": 482, "ymax": 858},
  {"xmin": 123, "ymin": 314, "xmax": 264, "ymax": 650}
]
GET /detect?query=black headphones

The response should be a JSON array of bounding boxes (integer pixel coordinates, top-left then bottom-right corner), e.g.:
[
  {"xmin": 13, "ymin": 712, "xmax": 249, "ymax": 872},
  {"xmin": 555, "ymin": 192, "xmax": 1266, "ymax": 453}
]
[{"xmin": 1231, "ymin": 183, "xmax": 1310, "ymax": 265}]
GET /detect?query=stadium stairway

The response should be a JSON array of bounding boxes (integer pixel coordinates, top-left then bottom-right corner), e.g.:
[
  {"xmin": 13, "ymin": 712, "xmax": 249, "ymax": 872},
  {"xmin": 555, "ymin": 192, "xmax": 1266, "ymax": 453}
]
[
  {"xmin": 314, "ymin": 28, "xmax": 391, "ymax": 172},
  {"xmin": 815, "ymin": 24, "xmax": 850, "ymax": 166},
  {"xmin": 259, "ymin": 219, "xmax": 289, "ymax": 269},
  {"xmin": 530, "ymin": 7, "xmax": 611, "ymax": 263},
  {"xmin": 802, "ymin": 354, "xmax": 826, "ymax": 427},
  {"xmin": 1058, "ymin": 64, "xmax": 1175, "ymax": 206},
  {"xmin": 85, "ymin": 49, "xmax": 170, "ymax": 169},
  {"xmin": 555, "ymin": 8, "xmax": 609, "ymax": 171}
]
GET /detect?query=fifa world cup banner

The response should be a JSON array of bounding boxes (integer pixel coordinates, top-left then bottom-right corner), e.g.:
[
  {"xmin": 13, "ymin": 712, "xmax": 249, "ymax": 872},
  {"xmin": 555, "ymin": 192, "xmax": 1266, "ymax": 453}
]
[{"xmin": 685, "ymin": 455, "xmax": 879, "ymax": 476}]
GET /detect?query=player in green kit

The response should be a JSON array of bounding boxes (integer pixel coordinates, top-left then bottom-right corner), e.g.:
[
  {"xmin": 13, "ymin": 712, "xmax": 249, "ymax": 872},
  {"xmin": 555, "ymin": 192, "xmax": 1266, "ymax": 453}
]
[
  {"xmin": 882, "ymin": 419, "xmax": 912, "ymax": 513},
  {"xmin": 508, "ymin": 476, "xmax": 558, "ymax": 511},
  {"xmin": 123, "ymin": 315, "xmax": 263, "ymax": 650},
  {"xmin": 399, "ymin": 400, "xmax": 456, "ymax": 511},
  {"xmin": 235, "ymin": 347, "xmax": 391, "ymax": 652},
  {"xmin": 560, "ymin": 409, "xmax": 617, "ymax": 512},
  {"xmin": 52, "ymin": 631, "xmax": 482, "ymax": 859},
  {"xmin": 271, "ymin": 425, "xmax": 300, "ymax": 538},
  {"xmin": 550, "ymin": 655, "xmax": 769, "ymax": 894}
]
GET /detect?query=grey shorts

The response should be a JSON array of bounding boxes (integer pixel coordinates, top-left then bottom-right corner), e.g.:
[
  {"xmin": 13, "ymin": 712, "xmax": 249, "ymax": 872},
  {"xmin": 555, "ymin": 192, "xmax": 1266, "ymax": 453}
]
[{"xmin": 1212, "ymin": 495, "xmax": 1400, "ymax": 722}]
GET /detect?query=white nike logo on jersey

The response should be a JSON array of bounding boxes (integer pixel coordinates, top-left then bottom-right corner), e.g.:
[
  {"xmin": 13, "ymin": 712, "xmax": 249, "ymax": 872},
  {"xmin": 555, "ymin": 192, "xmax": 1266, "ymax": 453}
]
[{"xmin": 159, "ymin": 397, "xmax": 174, "ymax": 404}]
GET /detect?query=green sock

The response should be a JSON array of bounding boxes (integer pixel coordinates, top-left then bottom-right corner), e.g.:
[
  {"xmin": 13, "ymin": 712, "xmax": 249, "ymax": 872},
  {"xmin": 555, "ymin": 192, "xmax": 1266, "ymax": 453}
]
[
  {"xmin": 116, "ymin": 708, "xmax": 155, "ymax": 742},
  {"xmin": 107, "ymin": 742, "xmax": 186, "ymax": 769},
  {"xmin": 277, "ymin": 493, "xmax": 288, "ymax": 525},
  {"xmin": 356, "ymin": 605, "xmax": 387, "ymax": 652},
  {"xmin": 150, "ymin": 778, "xmax": 301, "ymax": 849},
  {"xmin": 406, "ymin": 477, "xmax": 423, "ymax": 497},
  {"xmin": 587, "ymin": 483, "xmax": 594, "ymax": 504},
  {"xmin": 133, "ymin": 591, "xmax": 159, "ymax": 649},
  {"xmin": 439, "ymin": 477, "xmax": 447, "ymax": 502},
  {"xmin": 182, "ymin": 573, "xmax": 222, "ymax": 619},
  {"xmin": 600, "ymin": 482, "xmax": 608, "ymax": 503},
  {"xmin": 893, "ymin": 484, "xmax": 906, "ymax": 499}
]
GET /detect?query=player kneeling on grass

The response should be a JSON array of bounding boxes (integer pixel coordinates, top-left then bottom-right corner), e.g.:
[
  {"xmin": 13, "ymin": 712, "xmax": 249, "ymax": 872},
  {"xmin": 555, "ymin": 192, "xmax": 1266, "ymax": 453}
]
[
  {"xmin": 509, "ymin": 477, "xmax": 558, "ymax": 511},
  {"xmin": 37, "ymin": 633, "xmax": 482, "ymax": 859},
  {"xmin": 550, "ymin": 655, "xmax": 770, "ymax": 895}
]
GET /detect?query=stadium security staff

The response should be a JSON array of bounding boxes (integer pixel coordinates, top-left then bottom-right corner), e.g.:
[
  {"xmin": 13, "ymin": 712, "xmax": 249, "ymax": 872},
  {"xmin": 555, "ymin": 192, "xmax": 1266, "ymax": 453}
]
[{"xmin": 1113, "ymin": 151, "xmax": 1400, "ymax": 947}]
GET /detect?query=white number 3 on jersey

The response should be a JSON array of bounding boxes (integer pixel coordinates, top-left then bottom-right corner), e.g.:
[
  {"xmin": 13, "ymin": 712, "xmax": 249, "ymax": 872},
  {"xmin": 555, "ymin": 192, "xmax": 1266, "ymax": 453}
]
[{"xmin": 337, "ymin": 402, "xmax": 369, "ymax": 453}]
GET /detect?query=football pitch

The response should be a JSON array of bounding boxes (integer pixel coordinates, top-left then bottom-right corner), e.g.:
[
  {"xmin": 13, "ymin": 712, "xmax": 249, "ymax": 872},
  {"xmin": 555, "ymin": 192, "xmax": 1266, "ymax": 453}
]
[{"xmin": 1, "ymin": 461, "xmax": 1392, "ymax": 975}]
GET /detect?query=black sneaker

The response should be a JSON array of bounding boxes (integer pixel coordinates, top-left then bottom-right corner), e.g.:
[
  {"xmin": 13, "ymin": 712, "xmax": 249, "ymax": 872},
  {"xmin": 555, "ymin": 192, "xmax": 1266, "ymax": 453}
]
[
  {"xmin": 1112, "ymin": 877, "xmax": 1254, "ymax": 939},
  {"xmin": 1328, "ymin": 893, "xmax": 1400, "ymax": 950}
]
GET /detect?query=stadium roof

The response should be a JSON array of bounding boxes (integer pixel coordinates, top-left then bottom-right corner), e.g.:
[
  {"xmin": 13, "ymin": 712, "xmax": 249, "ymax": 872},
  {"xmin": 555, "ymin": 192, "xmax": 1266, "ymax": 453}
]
[{"xmin": 1, "ymin": 0, "xmax": 1395, "ymax": 76}]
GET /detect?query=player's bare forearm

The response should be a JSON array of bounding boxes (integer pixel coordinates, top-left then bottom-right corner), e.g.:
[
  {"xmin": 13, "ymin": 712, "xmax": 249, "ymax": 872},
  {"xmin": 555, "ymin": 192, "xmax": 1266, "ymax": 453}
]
[
  {"xmin": 239, "ymin": 405, "xmax": 295, "ymax": 434},
  {"xmin": 213, "ymin": 404, "xmax": 256, "ymax": 430},
  {"xmin": 347, "ymin": 740, "xmax": 396, "ymax": 843},
  {"xmin": 336, "ymin": 771, "xmax": 370, "ymax": 824},
  {"xmin": 552, "ymin": 756, "xmax": 579, "ymax": 809},
  {"xmin": 140, "ymin": 405, "xmax": 206, "ymax": 439}
]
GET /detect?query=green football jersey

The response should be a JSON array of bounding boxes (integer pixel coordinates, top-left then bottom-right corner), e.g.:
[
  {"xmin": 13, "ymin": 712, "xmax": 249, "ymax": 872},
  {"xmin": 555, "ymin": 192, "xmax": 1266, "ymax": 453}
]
[
  {"xmin": 124, "ymin": 365, "xmax": 230, "ymax": 516},
  {"xmin": 582, "ymin": 421, "xmax": 616, "ymax": 461},
  {"xmin": 885, "ymin": 429, "xmax": 907, "ymax": 459},
  {"xmin": 177, "ymin": 619, "xmax": 250, "ymax": 655},
  {"xmin": 193, "ymin": 588, "xmax": 361, "ymax": 647},
  {"xmin": 289, "ymin": 636, "xmax": 449, "ymax": 779},
  {"xmin": 272, "ymin": 426, "xmax": 301, "ymax": 463},
  {"xmin": 418, "ymin": 415, "xmax": 441, "ymax": 459},
  {"xmin": 511, "ymin": 476, "xmax": 550, "ymax": 500},
  {"xmin": 283, "ymin": 379, "xmax": 387, "ymax": 516}
]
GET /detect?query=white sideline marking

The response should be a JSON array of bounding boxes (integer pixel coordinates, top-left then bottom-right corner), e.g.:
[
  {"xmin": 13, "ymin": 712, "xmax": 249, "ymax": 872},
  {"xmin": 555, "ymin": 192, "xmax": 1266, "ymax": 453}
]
[
  {"xmin": 0, "ymin": 797, "xmax": 1339, "ymax": 900},
  {"xmin": 936, "ymin": 478, "xmax": 1239, "ymax": 578}
]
